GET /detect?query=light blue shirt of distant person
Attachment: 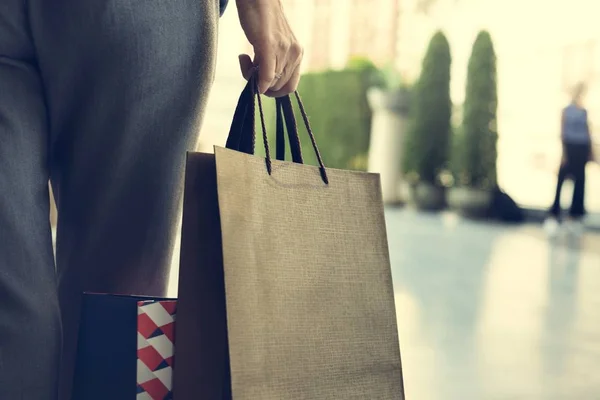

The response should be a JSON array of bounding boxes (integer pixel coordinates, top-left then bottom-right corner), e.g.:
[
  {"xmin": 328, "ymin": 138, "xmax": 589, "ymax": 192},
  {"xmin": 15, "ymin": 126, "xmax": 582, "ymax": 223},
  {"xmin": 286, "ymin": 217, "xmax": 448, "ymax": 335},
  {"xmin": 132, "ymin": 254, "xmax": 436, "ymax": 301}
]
[{"xmin": 562, "ymin": 103, "xmax": 591, "ymax": 144}]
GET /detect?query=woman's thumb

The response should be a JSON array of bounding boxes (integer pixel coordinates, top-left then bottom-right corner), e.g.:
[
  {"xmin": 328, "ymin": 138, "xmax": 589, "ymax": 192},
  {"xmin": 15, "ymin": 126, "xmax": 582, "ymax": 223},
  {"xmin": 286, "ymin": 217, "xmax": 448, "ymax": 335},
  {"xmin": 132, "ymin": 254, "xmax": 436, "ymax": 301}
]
[{"xmin": 238, "ymin": 54, "xmax": 254, "ymax": 81}]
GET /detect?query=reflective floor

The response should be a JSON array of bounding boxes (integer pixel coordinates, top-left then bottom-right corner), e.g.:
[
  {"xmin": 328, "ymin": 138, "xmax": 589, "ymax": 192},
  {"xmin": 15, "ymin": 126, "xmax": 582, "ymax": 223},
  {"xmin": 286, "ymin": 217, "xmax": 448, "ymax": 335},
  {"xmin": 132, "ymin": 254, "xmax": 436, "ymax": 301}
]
[
  {"xmin": 166, "ymin": 209, "xmax": 600, "ymax": 399},
  {"xmin": 388, "ymin": 209, "xmax": 600, "ymax": 400}
]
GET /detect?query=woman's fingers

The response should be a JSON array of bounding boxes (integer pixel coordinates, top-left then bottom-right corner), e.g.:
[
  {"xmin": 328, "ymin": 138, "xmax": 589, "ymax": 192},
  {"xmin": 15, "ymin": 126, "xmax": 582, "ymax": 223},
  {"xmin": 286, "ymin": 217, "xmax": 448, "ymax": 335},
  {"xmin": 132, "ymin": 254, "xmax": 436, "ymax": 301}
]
[
  {"xmin": 266, "ymin": 63, "xmax": 301, "ymax": 98},
  {"xmin": 236, "ymin": 0, "xmax": 303, "ymax": 96},
  {"xmin": 252, "ymin": 45, "xmax": 278, "ymax": 94},
  {"xmin": 268, "ymin": 42, "xmax": 303, "ymax": 95}
]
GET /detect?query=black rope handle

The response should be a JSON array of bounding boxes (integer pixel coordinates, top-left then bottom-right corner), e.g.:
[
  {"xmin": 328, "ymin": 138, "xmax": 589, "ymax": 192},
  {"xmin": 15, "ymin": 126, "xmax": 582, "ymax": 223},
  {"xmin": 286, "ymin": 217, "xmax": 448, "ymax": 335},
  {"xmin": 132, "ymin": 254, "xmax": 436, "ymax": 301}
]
[
  {"xmin": 253, "ymin": 77, "xmax": 273, "ymax": 176},
  {"xmin": 226, "ymin": 67, "xmax": 329, "ymax": 184},
  {"xmin": 225, "ymin": 79, "xmax": 254, "ymax": 154},
  {"xmin": 276, "ymin": 97, "xmax": 304, "ymax": 163},
  {"xmin": 292, "ymin": 91, "xmax": 329, "ymax": 184},
  {"xmin": 276, "ymin": 98, "xmax": 285, "ymax": 161}
]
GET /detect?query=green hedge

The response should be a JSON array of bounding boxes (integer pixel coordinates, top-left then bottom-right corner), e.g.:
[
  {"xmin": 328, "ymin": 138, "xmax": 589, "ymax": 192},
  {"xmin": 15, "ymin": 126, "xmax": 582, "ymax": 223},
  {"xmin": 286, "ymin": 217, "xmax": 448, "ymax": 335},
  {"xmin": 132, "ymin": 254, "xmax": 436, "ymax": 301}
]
[{"xmin": 255, "ymin": 68, "xmax": 373, "ymax": 170}]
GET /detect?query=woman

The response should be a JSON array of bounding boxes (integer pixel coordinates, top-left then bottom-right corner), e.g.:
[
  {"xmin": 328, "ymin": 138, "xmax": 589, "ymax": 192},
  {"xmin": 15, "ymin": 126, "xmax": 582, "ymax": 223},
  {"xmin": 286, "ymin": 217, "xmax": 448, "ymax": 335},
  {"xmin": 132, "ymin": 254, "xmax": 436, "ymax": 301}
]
[
  {"xmin": 545, "ymin": 82, "xmax": 594, "ymax": 235},
  {"xmin": 0, "ymin": 0, "xmax": 303, "ymax": 398}
]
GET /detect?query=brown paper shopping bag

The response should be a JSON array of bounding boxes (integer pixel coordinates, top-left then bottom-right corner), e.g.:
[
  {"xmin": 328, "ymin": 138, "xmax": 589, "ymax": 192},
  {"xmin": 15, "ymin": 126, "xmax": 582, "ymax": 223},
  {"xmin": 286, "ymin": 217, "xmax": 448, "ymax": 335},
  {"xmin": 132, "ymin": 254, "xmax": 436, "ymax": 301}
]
[{"xmin": 174, "ymin": 73, "xmax": 405, "ymax": 399}]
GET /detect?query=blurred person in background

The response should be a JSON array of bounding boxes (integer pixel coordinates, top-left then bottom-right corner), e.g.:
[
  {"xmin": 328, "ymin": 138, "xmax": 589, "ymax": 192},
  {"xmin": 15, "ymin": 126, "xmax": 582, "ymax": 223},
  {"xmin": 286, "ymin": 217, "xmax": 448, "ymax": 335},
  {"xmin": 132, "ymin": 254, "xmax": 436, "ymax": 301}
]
[
  {"xmin": 0, "ymin": 0, "xmax": 302, "ymax": 398},
  {"xmin": 545, "ymin": 82, "xmax": 594, "ymax": 236}
]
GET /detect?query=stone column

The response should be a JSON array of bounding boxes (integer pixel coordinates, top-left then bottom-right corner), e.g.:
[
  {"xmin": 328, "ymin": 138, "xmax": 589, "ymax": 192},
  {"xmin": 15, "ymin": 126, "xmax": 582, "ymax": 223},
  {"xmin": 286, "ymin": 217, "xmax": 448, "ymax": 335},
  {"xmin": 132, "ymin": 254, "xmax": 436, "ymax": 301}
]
[{"xmin": 367, "ymin": 87, "xmax": 410, "ymax": 205}]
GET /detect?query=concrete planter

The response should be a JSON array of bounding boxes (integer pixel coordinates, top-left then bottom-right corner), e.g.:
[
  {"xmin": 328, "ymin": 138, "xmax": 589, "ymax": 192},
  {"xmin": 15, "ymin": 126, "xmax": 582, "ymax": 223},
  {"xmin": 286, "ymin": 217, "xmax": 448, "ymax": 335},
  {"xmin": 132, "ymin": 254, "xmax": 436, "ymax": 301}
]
[
  {"xmin": 447, "ymin": 187, "xmax": 492, "ymax": 218},
  {"xmin": 367, "ymin": 87, "xmax": 410, "ymax": 205},
  {"xmin": 409, "ymin": 182, "xmax": 446, "ymax": 211}
]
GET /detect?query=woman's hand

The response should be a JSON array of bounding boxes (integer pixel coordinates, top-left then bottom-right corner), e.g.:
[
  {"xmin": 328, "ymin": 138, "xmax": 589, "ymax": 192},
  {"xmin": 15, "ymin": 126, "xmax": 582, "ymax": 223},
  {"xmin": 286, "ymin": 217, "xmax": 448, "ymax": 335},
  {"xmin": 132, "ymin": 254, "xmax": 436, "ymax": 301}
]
[{"xmin": 236, "ymin": 0, "xmax": 303, "ymax": 97}]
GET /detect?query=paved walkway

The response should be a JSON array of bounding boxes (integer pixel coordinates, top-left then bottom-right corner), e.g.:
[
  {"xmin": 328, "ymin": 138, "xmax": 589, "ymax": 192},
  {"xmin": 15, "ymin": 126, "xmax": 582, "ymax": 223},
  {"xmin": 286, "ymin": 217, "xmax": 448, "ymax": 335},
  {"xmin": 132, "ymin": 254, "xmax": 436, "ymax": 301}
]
[
  {"xmin": 388, "ymin": 209, "xmax": 600, "ymax": 400},
  {"xmin": 167, "ymin": 209, "xmax": 600, "ymax": 399}
]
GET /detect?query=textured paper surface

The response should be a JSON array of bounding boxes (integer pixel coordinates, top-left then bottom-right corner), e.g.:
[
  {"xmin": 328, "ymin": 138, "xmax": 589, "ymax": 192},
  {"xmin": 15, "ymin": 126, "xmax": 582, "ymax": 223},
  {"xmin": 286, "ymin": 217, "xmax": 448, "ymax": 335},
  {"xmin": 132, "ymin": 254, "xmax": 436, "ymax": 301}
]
[{"xmin": 214, "ymin": 147, "xmax": 404, "ymax": 399}]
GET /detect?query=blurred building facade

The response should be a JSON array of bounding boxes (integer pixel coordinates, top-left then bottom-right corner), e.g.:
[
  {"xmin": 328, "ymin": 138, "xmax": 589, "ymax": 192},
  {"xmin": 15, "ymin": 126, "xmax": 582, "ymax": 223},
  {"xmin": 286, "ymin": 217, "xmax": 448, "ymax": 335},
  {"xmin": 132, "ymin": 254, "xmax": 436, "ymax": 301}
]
[
  {"xmin": 197, "ymin": 0, "xmax": 401, "ymax": 151},
  {"xmin": 198, "ymin": 0, "xmax": 600, "ymax": 213},
  {"xmin": 283, "ymin": 0, "xmax": 600, "ymax": 212},
  {"xmin": 394, "ymin": 0, "xmax": 600, "ymax": 212},
  {"xmin": 283, "ymin": 0, "xmax": 400, "ymax": 71}
]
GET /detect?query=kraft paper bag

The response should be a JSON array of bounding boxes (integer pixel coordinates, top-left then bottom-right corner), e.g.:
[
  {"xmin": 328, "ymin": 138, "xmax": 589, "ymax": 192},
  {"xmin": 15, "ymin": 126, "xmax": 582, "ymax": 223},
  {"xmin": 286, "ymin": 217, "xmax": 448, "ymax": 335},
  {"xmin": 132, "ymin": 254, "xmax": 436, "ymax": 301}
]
[{"xmin": 174, "ymin": 73, "xmax": 404, "ymax": 399}]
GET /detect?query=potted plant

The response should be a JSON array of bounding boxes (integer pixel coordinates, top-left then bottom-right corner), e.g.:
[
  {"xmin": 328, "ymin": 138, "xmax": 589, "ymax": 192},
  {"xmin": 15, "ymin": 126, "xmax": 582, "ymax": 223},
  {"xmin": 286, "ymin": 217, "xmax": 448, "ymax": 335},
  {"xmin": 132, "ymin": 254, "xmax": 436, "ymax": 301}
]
[
  {"xmin": 402, "ymin": 31, "xmax": 452, "ymax": 210},
  {"xmin": 448, "ymin": 30, "xmax": 498, "ymax": 218}
]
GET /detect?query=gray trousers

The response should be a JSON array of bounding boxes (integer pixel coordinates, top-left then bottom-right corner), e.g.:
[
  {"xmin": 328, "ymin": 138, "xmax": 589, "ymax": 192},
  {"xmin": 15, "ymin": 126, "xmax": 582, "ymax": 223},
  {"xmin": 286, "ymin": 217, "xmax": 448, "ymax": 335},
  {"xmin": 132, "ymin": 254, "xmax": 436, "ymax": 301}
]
[{"xmin": 0, "ymin": 0, "xmax": 218, "ymax": 398}]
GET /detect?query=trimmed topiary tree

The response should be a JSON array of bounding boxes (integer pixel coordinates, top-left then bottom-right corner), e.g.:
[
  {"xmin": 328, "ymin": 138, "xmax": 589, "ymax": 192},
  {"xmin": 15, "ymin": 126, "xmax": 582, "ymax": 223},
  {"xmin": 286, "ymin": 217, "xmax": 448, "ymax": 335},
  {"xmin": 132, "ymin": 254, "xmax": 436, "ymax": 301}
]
[
  {"xmin": 453, "ymin": 30, "xmax": 498, "ymax": 190},
  {"xmin": 447, "ymin": 30, "xmax": 498, "ymax": 218},
  {"xmin": 402, "ymin": 30, "xmax": 452, "ymax": 209},
  {"xmin": 402, "ymin": 30, "xmax": 452, "ymax": 185}
]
